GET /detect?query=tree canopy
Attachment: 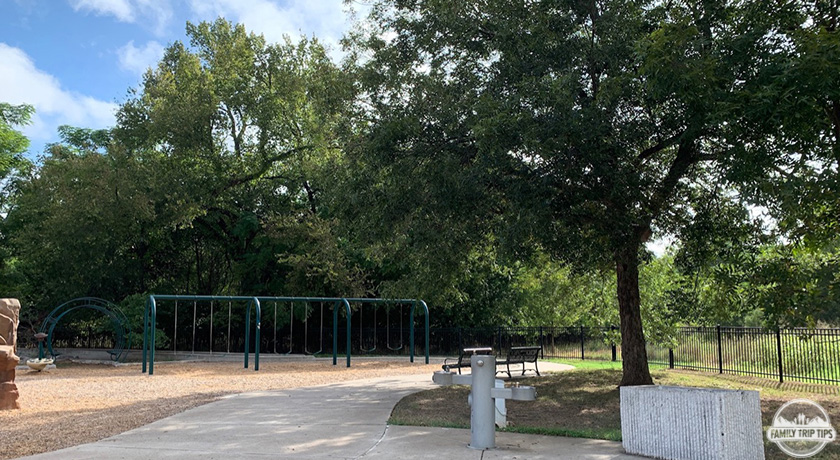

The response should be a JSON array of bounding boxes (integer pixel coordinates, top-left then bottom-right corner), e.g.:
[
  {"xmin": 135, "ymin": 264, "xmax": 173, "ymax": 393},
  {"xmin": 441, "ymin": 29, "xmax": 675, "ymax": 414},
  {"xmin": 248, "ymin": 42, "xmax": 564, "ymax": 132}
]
[
  {"xmin": 4, "ymin": 19, "xmax": 361, "ymax": 313},
  {"xmin": 1, "ymin": 6, "xmax": 840, "ymax": 385},
  {"xmin": 0, "ymin": 102, "xmax": 34, "ymax": 213},
  {"xmin": 346, "ymin": 0, "xmax": 840, "ymax": 384}
]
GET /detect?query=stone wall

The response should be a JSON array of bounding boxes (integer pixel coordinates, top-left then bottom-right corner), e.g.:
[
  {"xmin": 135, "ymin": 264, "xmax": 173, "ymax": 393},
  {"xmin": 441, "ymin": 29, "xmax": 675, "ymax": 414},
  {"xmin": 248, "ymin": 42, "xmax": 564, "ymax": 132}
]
[{"xmin": 0, "ymin": 298, "xmax": 21, "ymax": 410}]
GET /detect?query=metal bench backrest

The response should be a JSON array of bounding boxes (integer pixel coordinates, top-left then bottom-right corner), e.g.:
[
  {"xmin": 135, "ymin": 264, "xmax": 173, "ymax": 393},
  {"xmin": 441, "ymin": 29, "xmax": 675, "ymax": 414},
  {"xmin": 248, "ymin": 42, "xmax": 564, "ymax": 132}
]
[{"xmin": 507, "ymin": 346, "xmax": 541, "ymax": 363}]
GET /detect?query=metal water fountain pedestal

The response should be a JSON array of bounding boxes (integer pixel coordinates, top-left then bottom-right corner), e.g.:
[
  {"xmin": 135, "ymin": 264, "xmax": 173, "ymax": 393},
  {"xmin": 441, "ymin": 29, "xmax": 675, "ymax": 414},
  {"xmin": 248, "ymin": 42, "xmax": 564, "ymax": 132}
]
[{"xmin": 432, "ymin": 348, "xmax": 536, "ymax": 449}]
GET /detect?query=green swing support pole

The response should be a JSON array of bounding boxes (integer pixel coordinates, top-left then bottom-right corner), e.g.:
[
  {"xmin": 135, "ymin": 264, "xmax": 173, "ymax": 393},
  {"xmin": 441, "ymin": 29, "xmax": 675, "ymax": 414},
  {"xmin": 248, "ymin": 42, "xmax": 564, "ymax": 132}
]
[
  {"xmin": 244, "ymin": 297, "xmax": 261, "ymax": 370},
  {"xmin": 409, "ymin": 300, "xmax": 430, "ymax": 364},
  {"xmin": 343, "ymin": 298, "xmax": 352, "ymax": 367},
  {"xmin": 333, "ymin": 300, "xmax": 339, "ymax": 366},
  {"xmin": 142, "ymin": 296, "xmax": 155, "ymax": 374},
  {"xmin": 143, "ymin": 295, "xmax": 262, "ymax": 375},
  {"xmin": 330, "ymin": 298, "xmax": 352, "ymax": 367},
  {"xmin": 143, "ymin": 295, "xmax": 423, "ymax": 374},
  {"xmin": 342, "ymin": 297, "xmax": 430, "ymax": 365}
]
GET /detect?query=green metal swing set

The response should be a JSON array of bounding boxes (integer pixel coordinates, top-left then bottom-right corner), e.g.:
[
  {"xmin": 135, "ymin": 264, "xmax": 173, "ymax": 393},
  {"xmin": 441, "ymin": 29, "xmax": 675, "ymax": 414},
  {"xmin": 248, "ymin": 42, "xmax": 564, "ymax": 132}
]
[{"xmin": 141, "ymin": 295, "xmax": 430, "ymax": 375}]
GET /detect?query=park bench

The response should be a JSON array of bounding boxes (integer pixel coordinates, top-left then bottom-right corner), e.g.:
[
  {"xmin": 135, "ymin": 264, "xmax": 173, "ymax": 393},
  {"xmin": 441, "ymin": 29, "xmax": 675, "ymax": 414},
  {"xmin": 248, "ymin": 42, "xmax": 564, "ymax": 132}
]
[
  {"xmin": 495, "ymin": 346, "xmax": 542, "ymax": 378},
  {"xmin": 442, "ymin": 347, "xmax": 493, "ymax": 374},
  {"xmin": 442, "ymin": 345, "xmax": 542, "ymax": 378}
]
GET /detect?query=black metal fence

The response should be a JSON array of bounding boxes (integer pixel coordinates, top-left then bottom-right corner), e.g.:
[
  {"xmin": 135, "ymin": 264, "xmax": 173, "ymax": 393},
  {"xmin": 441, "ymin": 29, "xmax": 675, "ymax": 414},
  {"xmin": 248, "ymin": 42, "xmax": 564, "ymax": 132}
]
[
  {"xmin": 32, "ymin": 317, "xmax": 840, "ymax": 386},
  {"xmin": 647, "ymin": 326, "xmax": 840, "ymax": 386},
  {"xmin": 436, "ymin": 325, "xmax": 840, "ymax": 386}
]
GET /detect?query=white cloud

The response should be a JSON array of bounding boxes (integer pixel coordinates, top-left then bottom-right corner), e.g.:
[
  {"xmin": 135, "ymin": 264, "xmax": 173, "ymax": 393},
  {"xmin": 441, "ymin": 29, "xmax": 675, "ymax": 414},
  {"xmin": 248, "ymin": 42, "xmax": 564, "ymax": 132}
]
[
  {"xmin": 117, "ymin": 40, "xmax": 165, "ymax": 75},
  {"xmin": 68, "ymin": 0, "xmax": 173, "ymax": 35},
  {"xmin": 187, "ymin": 0, "xmax": 359, "ymax": 58},
  {"xmin": 69, "ymin": 0, "xmax": 135, "ymax": 22},
  {"xmin": 0, "ymin": 43, "xmax": 117, "ymax": 144},
  {"xmin": 134, "ymin": 0, "xmax": 174, "ymax": 35}
]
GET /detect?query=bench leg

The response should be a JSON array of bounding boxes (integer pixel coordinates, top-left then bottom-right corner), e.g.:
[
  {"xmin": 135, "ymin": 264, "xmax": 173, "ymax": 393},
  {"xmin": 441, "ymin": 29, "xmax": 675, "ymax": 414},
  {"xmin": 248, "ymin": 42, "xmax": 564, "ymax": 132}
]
[
  {"xmin": 505, "ymin": 362, "xmax": 512, "ymax": 378},
  {"xmin": 534, "ymin": 360, "xmax": 541, "ymax": 376}
]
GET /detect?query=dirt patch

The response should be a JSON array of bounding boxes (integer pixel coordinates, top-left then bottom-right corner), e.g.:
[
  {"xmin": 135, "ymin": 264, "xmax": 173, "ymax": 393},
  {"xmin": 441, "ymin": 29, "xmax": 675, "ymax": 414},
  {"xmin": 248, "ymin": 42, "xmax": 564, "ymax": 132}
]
[{"xmin": 0, "ymin": 359, "xmax": 439, "ymax": 459}]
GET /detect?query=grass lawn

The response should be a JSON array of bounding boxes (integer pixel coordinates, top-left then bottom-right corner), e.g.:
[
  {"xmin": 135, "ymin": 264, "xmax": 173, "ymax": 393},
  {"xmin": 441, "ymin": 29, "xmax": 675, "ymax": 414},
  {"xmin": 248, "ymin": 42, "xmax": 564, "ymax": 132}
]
[{"xmin": 389, "ymin": 361, "xmax": 840, "ymax": 459}]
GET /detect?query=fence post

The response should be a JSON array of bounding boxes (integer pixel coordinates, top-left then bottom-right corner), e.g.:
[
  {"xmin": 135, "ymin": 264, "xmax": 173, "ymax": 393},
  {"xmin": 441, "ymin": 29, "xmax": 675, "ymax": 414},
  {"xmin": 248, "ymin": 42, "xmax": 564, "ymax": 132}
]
[
  {"xmin": 716, "ymin": 324, "xmax": 723, "ymax": 374},
  {"xmin": 458, "ymin": 327, "xmax": 462, "ymax": 353},
  {"xmin": 497, "ymin": 326, "xmax": 502, "ymax": 356},
  {"xmin": 610, "ymin": 325, "xmax": 617, "ymax": 361},
  {"xmin": 668, "ymin": 348, "xmax": 674, "ymax": 369},
  {"xmin": 539, "ymin": 326, "xmax": 544, "ymax": 359},
  {"xmin": 580, "ymin": 325, "xmax": 585, "ymax": 360},
  {"xmin": 776, "ymin": 327, "xmax": 784, "ymax": 383}
]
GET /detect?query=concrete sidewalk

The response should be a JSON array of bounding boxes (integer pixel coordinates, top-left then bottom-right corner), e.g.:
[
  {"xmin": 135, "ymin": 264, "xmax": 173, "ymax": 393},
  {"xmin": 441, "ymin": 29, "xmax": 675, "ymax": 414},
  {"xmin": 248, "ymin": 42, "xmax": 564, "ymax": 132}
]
[{"xmin": 20, "ymin": 364, "xmax": 641, "ymax": 459}]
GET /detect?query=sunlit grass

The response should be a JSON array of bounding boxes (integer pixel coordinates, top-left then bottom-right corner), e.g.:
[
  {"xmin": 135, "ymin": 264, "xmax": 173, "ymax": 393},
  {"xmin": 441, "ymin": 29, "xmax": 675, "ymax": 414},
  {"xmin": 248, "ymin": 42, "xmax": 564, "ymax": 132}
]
[{"xmin": 390, "ymin": 367, "xmax": 840, "ymax": 459}]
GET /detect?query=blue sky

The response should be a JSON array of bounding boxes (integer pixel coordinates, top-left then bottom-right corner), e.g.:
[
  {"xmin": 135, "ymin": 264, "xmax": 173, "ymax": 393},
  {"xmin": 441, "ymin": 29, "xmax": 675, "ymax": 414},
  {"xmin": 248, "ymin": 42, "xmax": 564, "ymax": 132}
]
[{"xmin": 0, "ymin": 0, "xmax": 362, "ymax": 157}]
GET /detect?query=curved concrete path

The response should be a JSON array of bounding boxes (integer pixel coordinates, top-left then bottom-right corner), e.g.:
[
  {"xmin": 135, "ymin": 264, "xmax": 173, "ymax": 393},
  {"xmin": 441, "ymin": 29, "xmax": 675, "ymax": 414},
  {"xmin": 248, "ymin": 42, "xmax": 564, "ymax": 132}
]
[{"xmin": 20, "ymin": 363, "xmax": 642, "ymax": 459}]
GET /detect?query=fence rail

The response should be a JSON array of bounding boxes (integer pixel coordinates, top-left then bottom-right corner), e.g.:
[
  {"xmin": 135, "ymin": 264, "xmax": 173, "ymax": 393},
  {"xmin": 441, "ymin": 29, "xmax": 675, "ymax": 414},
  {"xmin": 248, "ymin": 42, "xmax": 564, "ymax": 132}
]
[
  {"xmin": 25, "ymin": 321, "xmax": 840, "ymax": 386},
  {"xmin": 434, "ymin": 325, "xmax": 840, "ymax": 386}
]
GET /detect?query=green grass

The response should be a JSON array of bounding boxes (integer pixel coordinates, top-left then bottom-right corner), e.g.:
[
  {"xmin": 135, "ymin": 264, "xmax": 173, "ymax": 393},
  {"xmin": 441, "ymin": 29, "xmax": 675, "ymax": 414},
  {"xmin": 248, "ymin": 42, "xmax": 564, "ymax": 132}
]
[
  {"xmin": 390, "ymin": 367, "xmax": 840, "ymax": 459},
  {"xmin": 550, "ymin": 358, "xmax": 623, "ymax": 370},
  {"xmin": 546, "ymin": 330, "xmax": 840, "ymax": 384},
  {"xmin": 500, "ymin": 425, "xmax": 622, "ymax": 441},
  {"xmin": 389, "ymin": 418, "xmax": 468, "ymax": 430}
]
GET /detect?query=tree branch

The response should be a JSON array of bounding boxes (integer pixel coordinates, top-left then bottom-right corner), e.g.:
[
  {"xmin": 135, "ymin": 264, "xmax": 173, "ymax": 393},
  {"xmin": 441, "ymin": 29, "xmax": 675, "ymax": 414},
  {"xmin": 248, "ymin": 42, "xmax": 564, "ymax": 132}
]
[
  {"xmin": 261, "ymin": 174, "xmax": 294, "ymax": 182},
  {"xmin": 221, "ymin": 145, "xmax": 316, "ymax": 191},
  {"xmin": 225, "ymin": 105, "xmax": 242, "ymax": 156},
  {"xmin": 771, "ymin": 164, "xmax": 794, "ymax": 180},
  {"xmin": 638, "ymin": 132, "xmax": 683, "ymax": 161},
  {"xmin": 696, "ymin": 152, "xmax": 720, "ymax": 162},
  {"xmin": 645, "ymin": 138, "xmax": 699, "ymax": 225},
  {"xmin": 302, "ymin": 180, "xmax": 318, "ymax": 215},
  {"xmin": 236, "ymin": 107, "xmax": 247, "ymax": 150}
]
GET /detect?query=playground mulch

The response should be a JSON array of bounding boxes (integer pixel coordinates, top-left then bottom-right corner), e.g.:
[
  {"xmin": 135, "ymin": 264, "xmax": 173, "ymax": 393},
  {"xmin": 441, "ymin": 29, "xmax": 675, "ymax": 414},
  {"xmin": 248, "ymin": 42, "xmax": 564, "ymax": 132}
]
[{"xmin": 0, "ymin": 359, "xmax": 440, "ymax": 459}]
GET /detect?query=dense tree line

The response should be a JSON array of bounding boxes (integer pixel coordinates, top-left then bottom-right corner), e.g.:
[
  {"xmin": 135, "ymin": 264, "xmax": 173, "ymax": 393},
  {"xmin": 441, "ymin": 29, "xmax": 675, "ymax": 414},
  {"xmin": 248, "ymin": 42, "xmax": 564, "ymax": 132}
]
[{"xmin": 1, "ymin": 0, "xmax": 839, "ymax": 385}]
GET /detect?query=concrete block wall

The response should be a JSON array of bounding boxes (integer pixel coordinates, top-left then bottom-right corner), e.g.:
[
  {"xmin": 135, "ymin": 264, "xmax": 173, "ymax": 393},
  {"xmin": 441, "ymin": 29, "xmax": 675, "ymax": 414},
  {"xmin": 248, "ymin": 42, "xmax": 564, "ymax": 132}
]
[{"xmin": 620, "ymin": 385, "xmax": 764, "ymax": 460}]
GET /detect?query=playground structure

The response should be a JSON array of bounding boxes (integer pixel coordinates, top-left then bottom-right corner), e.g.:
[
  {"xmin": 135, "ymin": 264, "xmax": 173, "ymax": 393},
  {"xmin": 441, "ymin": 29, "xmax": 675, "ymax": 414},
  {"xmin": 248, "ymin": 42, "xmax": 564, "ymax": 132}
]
[
  {"xmin": 142, "ymin": 295, "xmax": 430, "ymax": 375},
  {"xmin": 38, "ymin": 297, "xmax": 130, "ymax": 362}
]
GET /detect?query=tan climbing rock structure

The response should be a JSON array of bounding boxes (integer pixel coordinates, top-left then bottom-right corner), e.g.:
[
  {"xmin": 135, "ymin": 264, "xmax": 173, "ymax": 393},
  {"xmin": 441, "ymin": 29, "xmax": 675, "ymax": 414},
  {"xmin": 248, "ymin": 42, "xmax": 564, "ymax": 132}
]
[{"xmin": 0, "ymin": 298, "xmax": 21, "ymax": 410}]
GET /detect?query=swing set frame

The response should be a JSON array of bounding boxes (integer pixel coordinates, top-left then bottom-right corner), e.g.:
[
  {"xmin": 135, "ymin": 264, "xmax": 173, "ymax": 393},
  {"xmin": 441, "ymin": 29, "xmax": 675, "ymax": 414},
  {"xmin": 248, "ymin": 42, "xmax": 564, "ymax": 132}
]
[{"xmin": 142, "ymin": 295, "xmax": 430, "ymax": 376}]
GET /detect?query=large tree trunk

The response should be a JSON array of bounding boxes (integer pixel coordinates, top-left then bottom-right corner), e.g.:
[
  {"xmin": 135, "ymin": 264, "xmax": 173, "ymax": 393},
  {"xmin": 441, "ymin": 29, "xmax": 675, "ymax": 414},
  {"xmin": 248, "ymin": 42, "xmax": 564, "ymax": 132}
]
[{"xmin": 616, "ymin": 245, "xmax": 654, "ymax": 386}]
